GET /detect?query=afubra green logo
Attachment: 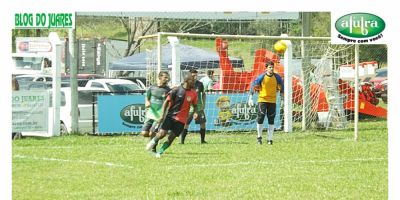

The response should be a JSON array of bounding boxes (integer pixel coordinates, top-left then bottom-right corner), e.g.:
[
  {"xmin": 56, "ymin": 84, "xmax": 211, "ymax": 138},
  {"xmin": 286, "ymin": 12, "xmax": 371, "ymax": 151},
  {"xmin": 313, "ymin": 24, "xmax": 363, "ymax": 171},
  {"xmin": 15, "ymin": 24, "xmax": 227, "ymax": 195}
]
[
  {"xmin": 335, "ymin": 13, "xmax": 385, "ymax": 38},
  {"xmin": 120, "ymin": 104, "xmax": 146, "ymax": 125}
]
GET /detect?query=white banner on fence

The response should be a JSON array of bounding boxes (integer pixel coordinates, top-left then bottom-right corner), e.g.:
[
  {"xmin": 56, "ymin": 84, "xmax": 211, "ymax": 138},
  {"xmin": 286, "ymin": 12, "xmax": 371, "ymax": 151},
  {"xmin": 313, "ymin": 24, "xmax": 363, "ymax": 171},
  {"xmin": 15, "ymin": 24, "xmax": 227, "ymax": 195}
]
[{"xmin": 12, "ymin": 90, "xmax": 49, "ymax": 132}]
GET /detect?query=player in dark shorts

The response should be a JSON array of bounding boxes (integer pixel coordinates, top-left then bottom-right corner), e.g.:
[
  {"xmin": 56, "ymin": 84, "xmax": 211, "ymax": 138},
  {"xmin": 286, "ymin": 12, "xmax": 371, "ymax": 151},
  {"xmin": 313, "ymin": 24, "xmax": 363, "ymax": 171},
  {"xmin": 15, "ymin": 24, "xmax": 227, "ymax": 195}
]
[
  {"xmin": 248, "ymin": 61, "xmax": 283, "ymax": 145},
  {"xmin": 180, "ymin": 69, "xmax": 208, "ymax": 144},
  {"xmin": 146, "ymin": 73, "xmax": 199, "ymax": 158},
  {"xmin": 141, "ymin": 71, "xmax": 170, "ymax": 152},
  {"xmin": 141, "ymin": 71, "xmax": 171, "ymax": 137}
]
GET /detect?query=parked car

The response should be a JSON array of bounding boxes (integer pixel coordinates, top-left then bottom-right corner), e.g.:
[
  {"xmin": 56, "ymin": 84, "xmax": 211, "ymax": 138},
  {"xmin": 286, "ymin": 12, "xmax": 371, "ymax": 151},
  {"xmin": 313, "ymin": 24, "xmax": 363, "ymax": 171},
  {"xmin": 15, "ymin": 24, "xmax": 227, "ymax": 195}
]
[
  {"xmin": 15, "ymin": 74, "xmax": 53, "ymax": 90},
  {"xmin": 380, "ymin": 80, "xmax": 388, "ymax": 104},
  {"xmin": 59, "ymin": 87, "xmax": 108, "ymax": 134},
  {"xmin": 26, "ymin": 81, "xmax": 70, "ymax": 90},
  {"xmin": 62, "ymin": 73, "xmax": 104, "ymax": 80},
  {"xmin": 82, "ymin": 78, "xmax": 145, "ymax": 93},
  {"xmin": 369, "ymin": 68, "xmax": 387, "ymax": 96},
  {"xmin": 119, "ymin": 77, "xmax": 147, "ymax": 89},
  {"xmin": 61, "ymin": 73, "xmax": 104, "ymax": 87},
  {"xmin": 16, "ymin": 74, "xmax": 53, "ymax": 82}
]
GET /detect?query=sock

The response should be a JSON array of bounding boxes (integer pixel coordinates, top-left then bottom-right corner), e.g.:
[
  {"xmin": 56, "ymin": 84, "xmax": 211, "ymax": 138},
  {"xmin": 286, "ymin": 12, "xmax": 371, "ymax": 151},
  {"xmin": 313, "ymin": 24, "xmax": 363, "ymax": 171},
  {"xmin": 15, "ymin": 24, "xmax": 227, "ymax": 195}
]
[
  {"xmin": 151, "ymin": 137, "xmax": 159, "ymax": 144},
  {"xmin": 257, "ymin": 123, "xmax": 263, "ymax": 138},
  {"xmin": 159, "ymin": 141, "xmax": 170, "ymax": 154},
  {"xmin": 268, "ymin": 124, "xmax": 274, "ymax": 141},
  {"xmin": 180, "ymin": 129, "xmax": 188, "ymax": 144},
  {"xmin": 152, "ymin": 143, "xmax": 158, "ymax": 152},
  {"xmin": 200, "ymin": 128, "xmax": 206, "ymax": 142}
]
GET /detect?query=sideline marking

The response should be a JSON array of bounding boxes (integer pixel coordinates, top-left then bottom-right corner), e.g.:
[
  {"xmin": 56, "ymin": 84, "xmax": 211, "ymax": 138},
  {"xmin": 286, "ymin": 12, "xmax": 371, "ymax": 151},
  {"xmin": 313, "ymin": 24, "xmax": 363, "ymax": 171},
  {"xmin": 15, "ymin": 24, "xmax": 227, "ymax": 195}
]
[
  {"xmin": 13, "ymin": 154, "xmax": 386, "ymax": 169},
  {"xmin": 13, "ymin": 154, "xmax": 134, "ymax": 169}
]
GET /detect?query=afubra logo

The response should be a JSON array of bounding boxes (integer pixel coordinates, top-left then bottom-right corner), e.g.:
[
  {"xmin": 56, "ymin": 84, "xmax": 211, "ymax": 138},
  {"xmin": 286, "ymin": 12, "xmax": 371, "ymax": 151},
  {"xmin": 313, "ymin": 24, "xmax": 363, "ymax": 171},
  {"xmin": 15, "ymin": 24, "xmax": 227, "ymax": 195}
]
[
  {"xmin": 335, "ymin": 13, "xmax": 385, "ymax": 43},
  {"xmin": 120, "ymin": 104, "xmax": 146, "ymax": 125}
]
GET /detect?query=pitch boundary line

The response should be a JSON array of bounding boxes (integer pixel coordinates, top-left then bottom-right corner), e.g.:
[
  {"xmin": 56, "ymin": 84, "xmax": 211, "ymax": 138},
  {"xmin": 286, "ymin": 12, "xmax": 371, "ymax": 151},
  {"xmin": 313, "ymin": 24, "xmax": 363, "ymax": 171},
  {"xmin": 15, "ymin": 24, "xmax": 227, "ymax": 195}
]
[
  {"xmin": 13, "ymin": 154, "xmax": 135, "ymax": 169},
  {"xmin": 13, "ymin": 154, "xmax": 386, "ymax": 169}
]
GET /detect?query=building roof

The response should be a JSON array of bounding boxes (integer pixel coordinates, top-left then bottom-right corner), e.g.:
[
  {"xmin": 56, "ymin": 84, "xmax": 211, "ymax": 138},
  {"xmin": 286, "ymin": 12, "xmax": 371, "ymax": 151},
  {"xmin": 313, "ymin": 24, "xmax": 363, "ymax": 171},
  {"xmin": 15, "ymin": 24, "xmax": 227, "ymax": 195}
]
[{"xmin": 77, "ymin": 12, "xmax": 299, "ymax": 20}]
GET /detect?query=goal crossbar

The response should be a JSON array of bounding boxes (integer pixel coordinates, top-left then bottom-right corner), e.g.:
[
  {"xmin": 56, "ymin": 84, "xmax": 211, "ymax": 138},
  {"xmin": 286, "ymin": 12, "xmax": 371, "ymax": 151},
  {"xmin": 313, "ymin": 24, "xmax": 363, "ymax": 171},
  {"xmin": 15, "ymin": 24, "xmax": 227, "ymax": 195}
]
[{"xmin": 139, "ymin": 32, "xmax": 331, "ymax": 41}]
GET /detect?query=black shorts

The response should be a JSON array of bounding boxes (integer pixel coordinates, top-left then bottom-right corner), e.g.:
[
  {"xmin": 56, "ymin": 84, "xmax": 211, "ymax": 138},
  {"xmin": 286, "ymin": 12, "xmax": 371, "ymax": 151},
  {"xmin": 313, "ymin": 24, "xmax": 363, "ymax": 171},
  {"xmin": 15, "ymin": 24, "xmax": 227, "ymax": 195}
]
[
  {"xmin": 161, "ymin": 117, "xmax": 185, "ymax": 136},
  {"xmin": 257, "ymin": 102, "xmax": 276, "ymax": 125},
  {"xmin": 187, "ymin": 110, "xmax": 207, "ymax": 124},
  {"xmin": 141, "ymin": 119, "xmax": 158, "ymax": 132}
]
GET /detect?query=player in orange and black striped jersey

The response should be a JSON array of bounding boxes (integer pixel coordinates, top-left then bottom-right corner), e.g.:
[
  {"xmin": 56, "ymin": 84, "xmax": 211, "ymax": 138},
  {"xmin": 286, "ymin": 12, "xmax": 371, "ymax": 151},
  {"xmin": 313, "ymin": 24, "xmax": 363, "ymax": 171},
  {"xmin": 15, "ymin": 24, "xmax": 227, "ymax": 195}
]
[{"xmin": 146, "ymin": 73, "xmax": 198, "ymax": 158}]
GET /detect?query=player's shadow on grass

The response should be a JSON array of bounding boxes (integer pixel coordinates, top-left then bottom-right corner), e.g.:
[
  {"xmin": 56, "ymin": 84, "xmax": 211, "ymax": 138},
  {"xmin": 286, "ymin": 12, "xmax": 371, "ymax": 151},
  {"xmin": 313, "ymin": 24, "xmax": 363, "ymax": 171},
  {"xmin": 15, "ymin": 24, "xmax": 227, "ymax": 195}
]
[
  {"xmin": 172, "ymin": 152, "xmax": 222, "ymax": 155},
  {"xmin": 312, "ymin": 134, "xmax": 348, "ymax": 140},
  {"xmin": 177, "ymin": 141, "xmax": 250, "ymax": 145},
  {"xmin": 285, "ymin": 132, "xmax": 348, "ymax": 141},
  {"xmin": 166, "ymin": 151, "xmax": 223, "ymax": 159},
  {"xmin": 212, "ymin": 141, "xmax": 250, "ymax": 145}
]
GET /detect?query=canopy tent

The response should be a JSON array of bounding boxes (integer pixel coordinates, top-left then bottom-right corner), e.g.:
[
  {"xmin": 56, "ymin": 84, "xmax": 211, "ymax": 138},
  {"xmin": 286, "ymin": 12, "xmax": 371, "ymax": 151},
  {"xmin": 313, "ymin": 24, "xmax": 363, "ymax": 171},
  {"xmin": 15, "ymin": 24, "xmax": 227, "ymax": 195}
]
[{"xmin": 109, "ymin": 44, "xmax": 243, "ymax": 71}]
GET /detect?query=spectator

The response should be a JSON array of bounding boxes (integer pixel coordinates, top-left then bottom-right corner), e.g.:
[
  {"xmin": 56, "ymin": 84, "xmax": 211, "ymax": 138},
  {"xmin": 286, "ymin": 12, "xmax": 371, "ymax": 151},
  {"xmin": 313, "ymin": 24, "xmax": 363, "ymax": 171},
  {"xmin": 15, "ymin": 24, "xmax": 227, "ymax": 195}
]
[
  {"xmin": 12, "ymin": 76, "xmax": 21, "ymax": 139},
  {"xmin": 43, "ymin": 58, "xmax": 52, "ymax": 68},
  {"xmin": 200, "ymin": 70, "xmax": 214, "ymax": 92},
  {"xmin": 12, "ymin": 76, "xmax": 19, "ymax": 91}
]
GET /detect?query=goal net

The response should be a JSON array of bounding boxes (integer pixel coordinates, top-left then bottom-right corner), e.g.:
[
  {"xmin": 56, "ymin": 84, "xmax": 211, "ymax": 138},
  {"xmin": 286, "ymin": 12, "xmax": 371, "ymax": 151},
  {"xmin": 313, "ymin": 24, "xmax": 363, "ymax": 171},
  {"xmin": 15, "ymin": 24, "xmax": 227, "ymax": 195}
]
[{"xmin": 139, "ymin": 33, "xmax": 374, "ymax": 133}]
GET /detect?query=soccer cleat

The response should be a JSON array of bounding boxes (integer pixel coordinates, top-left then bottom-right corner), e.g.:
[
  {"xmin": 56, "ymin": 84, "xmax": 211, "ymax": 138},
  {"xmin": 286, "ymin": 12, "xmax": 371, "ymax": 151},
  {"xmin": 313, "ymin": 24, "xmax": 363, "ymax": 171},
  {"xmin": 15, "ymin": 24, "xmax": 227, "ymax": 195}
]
[
  {"xmin": 201, "ymin": 141, "xmax": 208, "ymax": 144},
  {"xmin": 155, "ymin": 153, "xmax": 161, "ymax": 158},
  {"xmin": 257, "ymin": 137, "xmax": 262, "ymax": 145},
  {"xmin": 267, "ymin": 140, "xmax": 273, "ymax": 145},
  {"xmin": 146, "ymin": 140, "xmax": 156, "ymax": 151}
]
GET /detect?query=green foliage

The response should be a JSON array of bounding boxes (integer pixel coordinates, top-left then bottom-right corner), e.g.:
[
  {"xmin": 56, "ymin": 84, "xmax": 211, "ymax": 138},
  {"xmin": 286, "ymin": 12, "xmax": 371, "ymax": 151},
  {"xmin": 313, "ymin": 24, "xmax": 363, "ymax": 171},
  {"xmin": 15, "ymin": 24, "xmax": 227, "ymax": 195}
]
[
  {"xmin": 76, "ymin": 16, "xmax": 126, "ymax": 40},
  {"xmin": 13, "ymin": 120, "xmax": 387, "ymax": 199},
  {"xmin": 311, "ymin": 12, "xmax": 331, "ymax": 37},
  {"xmin": 359, "ymin": 45, "xmax": 388, "ymax": 66},
  {"xmin": 247, "ymin": 20, "xmax": 286, "ymax": 36}
]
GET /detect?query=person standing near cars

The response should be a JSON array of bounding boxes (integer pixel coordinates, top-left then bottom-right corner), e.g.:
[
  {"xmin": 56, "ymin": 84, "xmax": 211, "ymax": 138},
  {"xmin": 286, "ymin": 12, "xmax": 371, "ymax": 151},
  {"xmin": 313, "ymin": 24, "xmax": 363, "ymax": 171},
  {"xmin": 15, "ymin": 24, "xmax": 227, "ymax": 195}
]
[
  {"xmin": 200, "ymin": 70, "xmax": 214, "ymax": 92},
  {"xmin": 12, "ymin": 76, "xmax": 20, "ymax": 139},
  {"xmin": 180, "ymin": 69, "xmax": 208, "ymax": 144},
  {"xmin": 141, "ymin": 71, "xmax": 171, "ymax": 151}
]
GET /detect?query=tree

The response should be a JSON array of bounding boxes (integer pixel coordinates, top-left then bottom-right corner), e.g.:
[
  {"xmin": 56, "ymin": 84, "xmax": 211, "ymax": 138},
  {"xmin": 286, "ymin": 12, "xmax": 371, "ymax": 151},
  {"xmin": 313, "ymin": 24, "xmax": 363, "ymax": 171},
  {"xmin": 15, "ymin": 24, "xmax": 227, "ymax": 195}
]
[
  {"xmin": 360, "ymin": 45, "xmax": 387, "ymax": 67},
  {"xmin": 160, "ymin": 19, "xmax": 212, "ymax": 34},
  {"xmin": 118, "ymin": 17, "xmax": 157, "ymax": 57},
  {"xmin": 311, "ymin": 12, "xmax": 330, "ymax": 37}
]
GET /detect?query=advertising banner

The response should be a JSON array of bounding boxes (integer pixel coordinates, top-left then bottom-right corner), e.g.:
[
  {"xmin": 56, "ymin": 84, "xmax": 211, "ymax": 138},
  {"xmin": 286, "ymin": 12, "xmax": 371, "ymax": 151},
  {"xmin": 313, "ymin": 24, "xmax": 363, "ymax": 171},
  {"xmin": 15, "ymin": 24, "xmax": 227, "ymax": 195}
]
[
  {"xmin": 98, "ymin": 94, "xmax": 146, "ymax": 133},
  {"xmin": 12, "ymin": 91, "xmax": 49, "ymax": 132},
  {"xmin": 97, "ymin": 93, "xmax": 282, "ymax": 134}
]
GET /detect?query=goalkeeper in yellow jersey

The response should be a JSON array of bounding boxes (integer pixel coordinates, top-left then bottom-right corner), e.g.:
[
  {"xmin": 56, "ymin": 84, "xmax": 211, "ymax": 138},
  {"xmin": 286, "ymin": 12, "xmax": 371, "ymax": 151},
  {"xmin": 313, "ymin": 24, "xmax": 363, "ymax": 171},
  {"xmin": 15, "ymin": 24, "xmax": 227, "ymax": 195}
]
[{"xmin": 248, "ymin": 61, "xmax": 284, "ymax": 145}]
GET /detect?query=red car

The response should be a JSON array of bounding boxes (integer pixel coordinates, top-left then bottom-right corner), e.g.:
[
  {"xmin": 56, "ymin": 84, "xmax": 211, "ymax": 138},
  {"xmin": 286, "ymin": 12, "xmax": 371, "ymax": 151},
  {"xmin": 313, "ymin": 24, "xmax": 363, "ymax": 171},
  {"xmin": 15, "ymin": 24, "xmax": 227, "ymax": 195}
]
[
  {"xmin": 62, "ymin": 73, "xmax": 104, "ymax": 80},
  {"xmin": 61, "ymin": 73, "xmax": 104, "ymax": 87}
]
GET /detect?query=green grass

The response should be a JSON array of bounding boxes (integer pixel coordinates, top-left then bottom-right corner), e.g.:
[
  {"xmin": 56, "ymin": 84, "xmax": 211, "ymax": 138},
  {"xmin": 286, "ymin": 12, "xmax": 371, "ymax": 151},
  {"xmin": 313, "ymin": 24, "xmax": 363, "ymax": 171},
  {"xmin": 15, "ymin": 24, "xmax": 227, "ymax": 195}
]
[{"xmin": 12, "ymin": 120, "xmax": 387, "ymax": 200}]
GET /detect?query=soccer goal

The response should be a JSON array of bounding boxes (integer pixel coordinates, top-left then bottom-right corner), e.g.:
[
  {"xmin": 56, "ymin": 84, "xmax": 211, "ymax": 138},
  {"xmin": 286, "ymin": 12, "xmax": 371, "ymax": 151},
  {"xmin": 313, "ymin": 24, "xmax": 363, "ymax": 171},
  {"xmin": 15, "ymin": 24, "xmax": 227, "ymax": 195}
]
[{"xmin": 138, "ymin": 32, "xmax": 382, "ymax": 135}]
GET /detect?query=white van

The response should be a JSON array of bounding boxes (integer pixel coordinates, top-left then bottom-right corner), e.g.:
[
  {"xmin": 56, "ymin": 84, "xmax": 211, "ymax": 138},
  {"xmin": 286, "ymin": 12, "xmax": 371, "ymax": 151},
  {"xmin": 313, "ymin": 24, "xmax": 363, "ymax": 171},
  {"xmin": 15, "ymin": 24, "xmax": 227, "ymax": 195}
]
[
  {"xmin": 59, "ymin": 87, "xmax": 108, "ymax": 134},
  {"xmin": 83, "ymin": 78, "xmax": 144, "ymax": 93}
]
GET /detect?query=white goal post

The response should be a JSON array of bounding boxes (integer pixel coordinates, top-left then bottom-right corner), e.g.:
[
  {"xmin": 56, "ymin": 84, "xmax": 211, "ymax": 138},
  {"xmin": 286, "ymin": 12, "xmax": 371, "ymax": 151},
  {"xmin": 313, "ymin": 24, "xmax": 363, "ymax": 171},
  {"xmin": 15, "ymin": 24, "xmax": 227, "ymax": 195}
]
[{"xmin": 139, "ymin": 32, "xmax": 361, "ymax": 137}]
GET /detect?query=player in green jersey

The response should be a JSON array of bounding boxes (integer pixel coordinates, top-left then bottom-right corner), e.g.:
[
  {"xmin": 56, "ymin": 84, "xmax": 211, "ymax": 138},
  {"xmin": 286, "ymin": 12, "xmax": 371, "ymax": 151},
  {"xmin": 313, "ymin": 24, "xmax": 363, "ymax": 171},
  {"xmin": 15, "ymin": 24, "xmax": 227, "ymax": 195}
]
[{"xmin": 141, "ymin": 71, "xmax": 171, "ymax": 146}]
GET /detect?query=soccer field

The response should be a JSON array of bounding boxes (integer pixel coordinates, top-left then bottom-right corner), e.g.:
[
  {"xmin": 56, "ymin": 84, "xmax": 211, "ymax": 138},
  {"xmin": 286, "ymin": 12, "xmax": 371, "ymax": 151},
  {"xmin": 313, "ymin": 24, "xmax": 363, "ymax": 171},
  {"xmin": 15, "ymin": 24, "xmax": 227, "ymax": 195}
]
[{"xmin": 12, "ymin": 120, "xmax": 387, "ymax": 199}]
